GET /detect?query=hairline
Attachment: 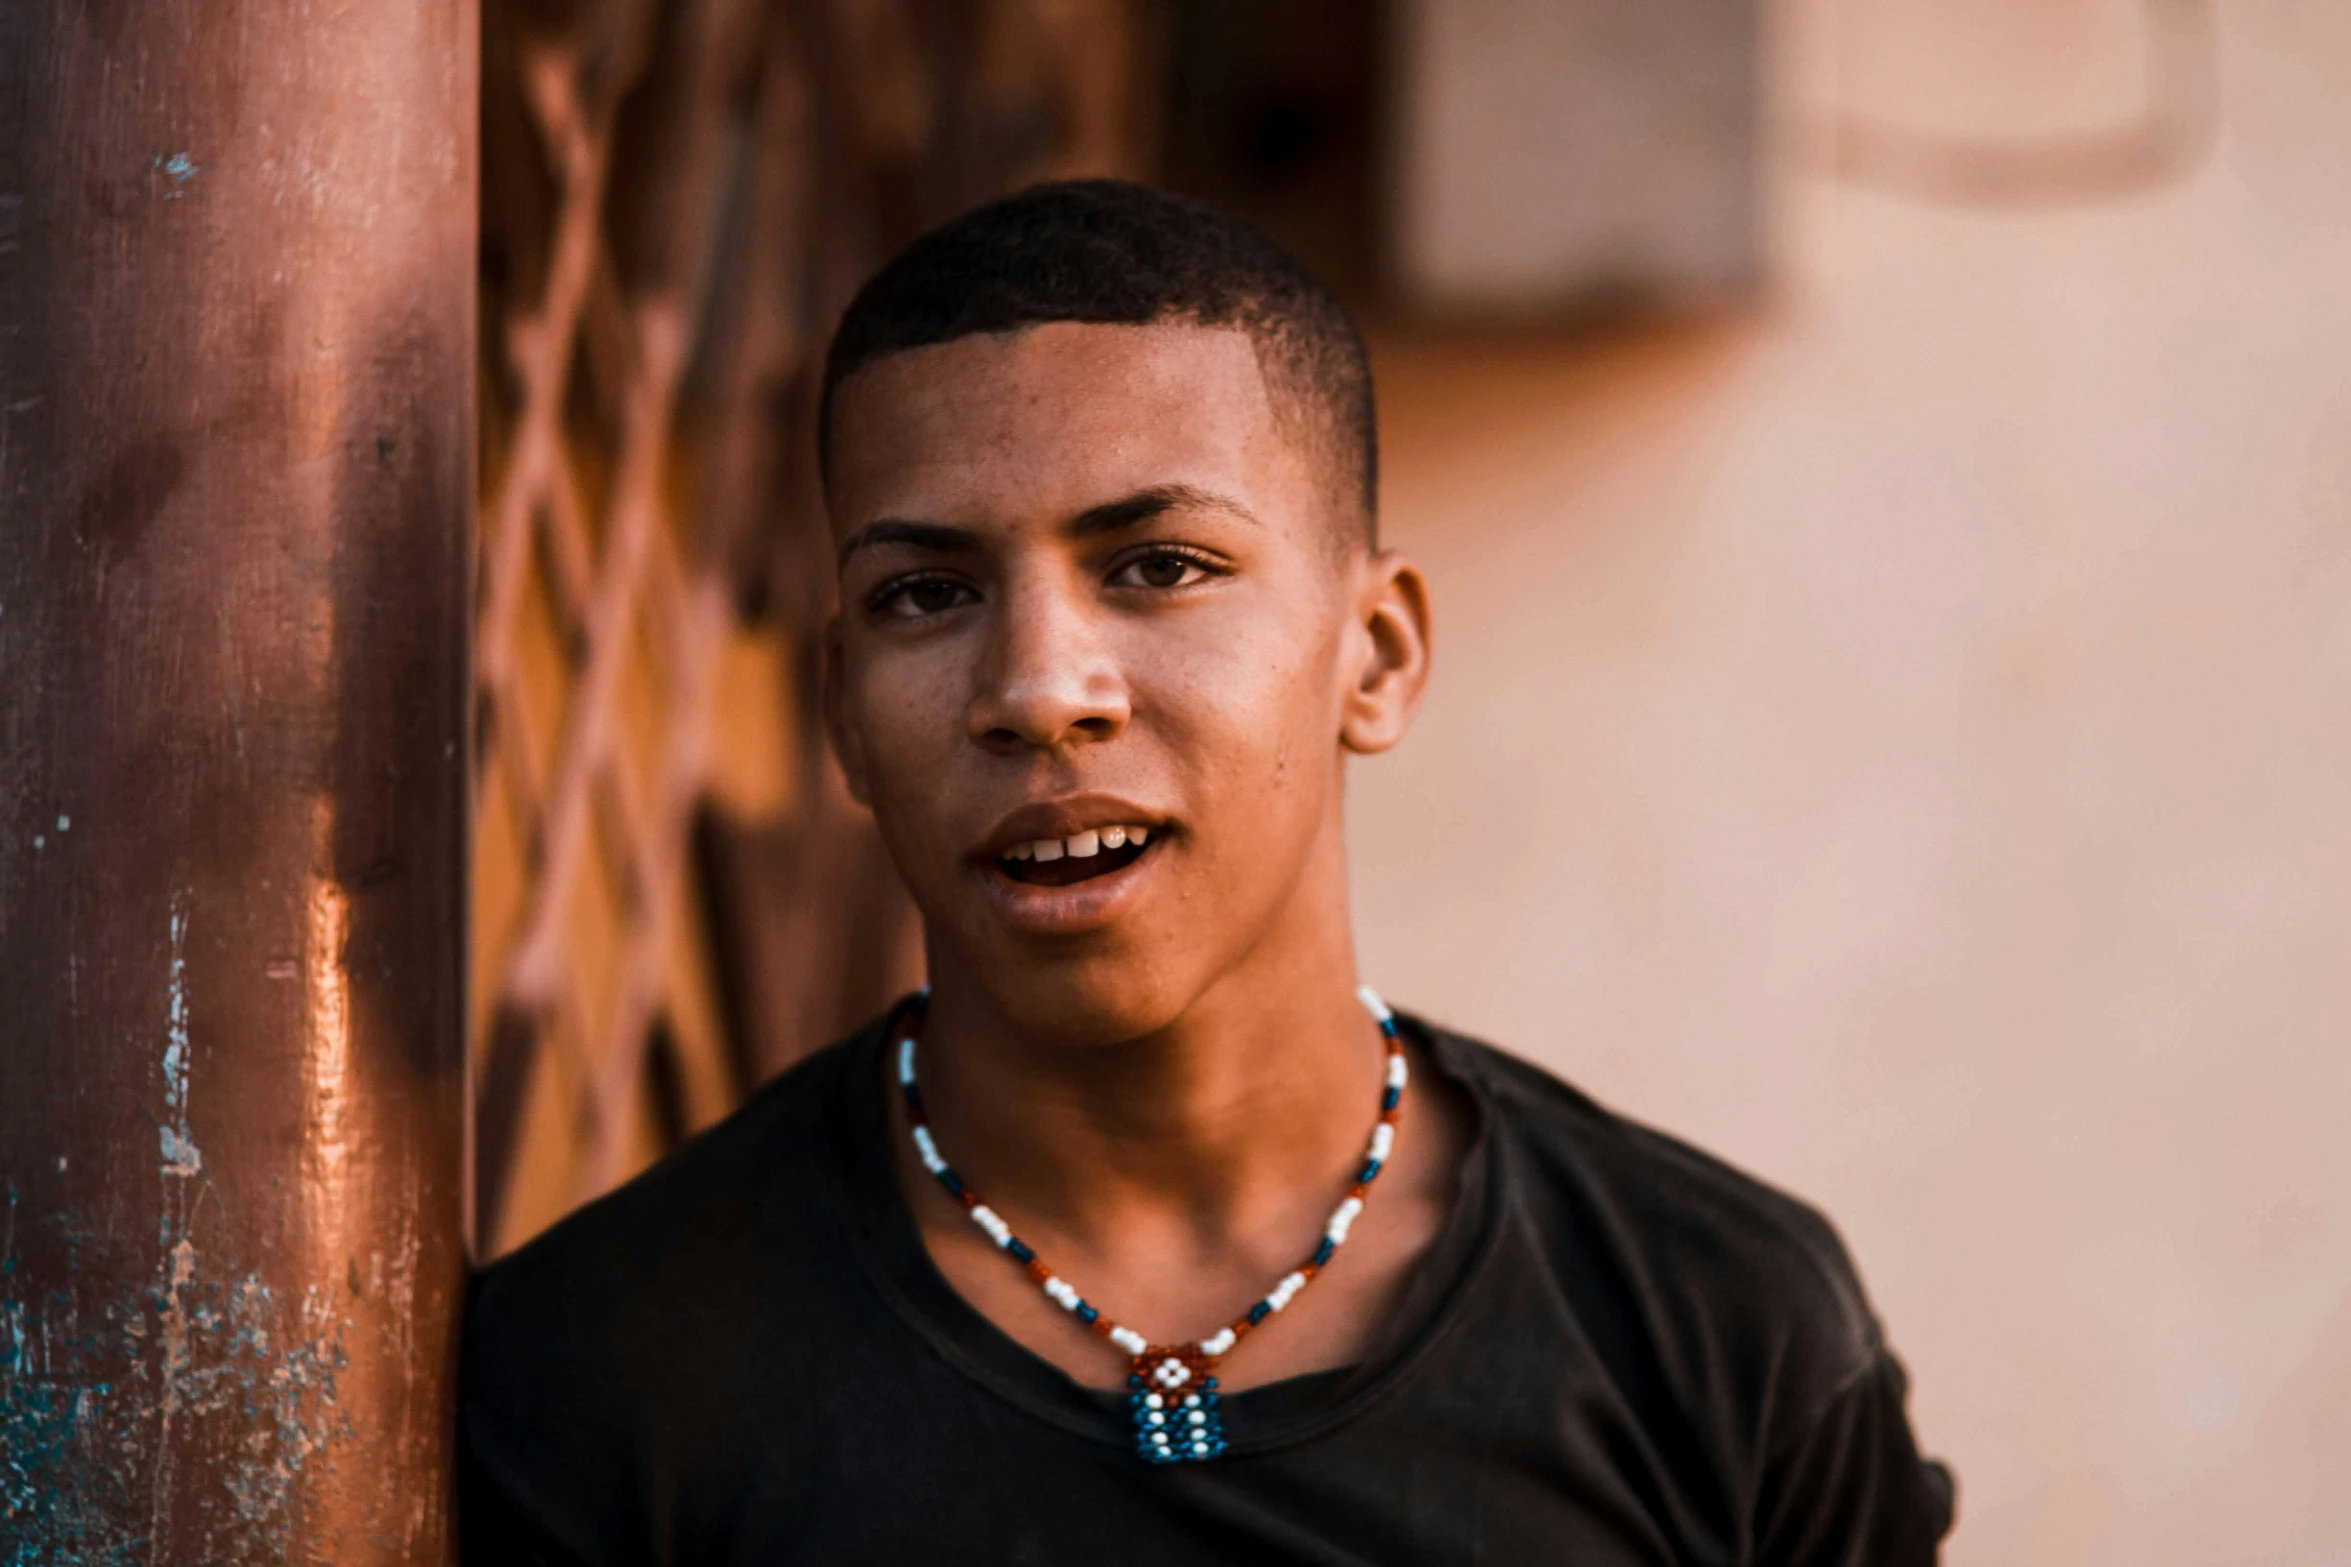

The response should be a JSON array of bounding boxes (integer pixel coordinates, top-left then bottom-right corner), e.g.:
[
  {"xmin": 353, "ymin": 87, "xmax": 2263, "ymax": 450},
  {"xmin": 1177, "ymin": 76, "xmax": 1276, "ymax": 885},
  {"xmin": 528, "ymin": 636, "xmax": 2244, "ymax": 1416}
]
[{"xmin": 821, "ymin": 316, "xmax": 1376, "ymax": 557}]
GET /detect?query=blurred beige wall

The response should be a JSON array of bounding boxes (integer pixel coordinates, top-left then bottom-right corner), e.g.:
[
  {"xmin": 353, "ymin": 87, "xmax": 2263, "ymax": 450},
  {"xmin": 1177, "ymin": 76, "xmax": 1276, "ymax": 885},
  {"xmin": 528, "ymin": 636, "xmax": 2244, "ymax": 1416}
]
[{"xmin": 1350, "ymin": 4, "xmax": 2351, "ymax": 1564}]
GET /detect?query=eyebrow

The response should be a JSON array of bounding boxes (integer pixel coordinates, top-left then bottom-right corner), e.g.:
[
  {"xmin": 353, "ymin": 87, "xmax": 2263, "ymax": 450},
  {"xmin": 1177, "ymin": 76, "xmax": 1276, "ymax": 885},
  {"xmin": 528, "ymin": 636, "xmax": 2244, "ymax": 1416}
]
[
  {"xmin": 1068, "ymin": 483, "xmax": 1261, "ymax": 537},
  {"xmin": 835, "ymin": 519, "xmax": 975, "ymax": 569},
  {"xmin": 837, "ymin": 483, "xmax": 1260, "ymax": 570}
]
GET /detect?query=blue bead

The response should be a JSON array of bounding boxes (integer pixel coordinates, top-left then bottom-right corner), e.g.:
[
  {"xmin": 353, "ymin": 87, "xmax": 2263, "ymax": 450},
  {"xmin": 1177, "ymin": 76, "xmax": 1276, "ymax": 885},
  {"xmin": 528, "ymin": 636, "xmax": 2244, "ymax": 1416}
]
[
  {"xmin": 1007, "ymin": 1238, "xmax": 1033, "ymax": 1263},
  {"xmin": 939, "ymin": 1171, "xmax": 963, "ymax": 1197},
  {"xmin": 1127, "ymin": 1372, "xmax": 1142, "ymax": 1387},
  {"xmin": 1077, "ymin": 1303, "xmax": 1099, "ymax": 1324},
  {"xmin": 1381, "ymin": 1085, "xmax": 1400, "ymax": 1111},
  {"xmin": 1379, "ymin": 1017, "xmax": 1398, "ymax": 1037},
  {"xmin": 1248, "ymin": 1301, "xmax": 1272, "ymax": 1323},
  {"xmin": 1359, "ymin": 1159, "xmax": 1381, "ymax": 1183},
  {"xmin": 1313, "ymin": 1237, "xmax": 1336, "ymax": 1266}
]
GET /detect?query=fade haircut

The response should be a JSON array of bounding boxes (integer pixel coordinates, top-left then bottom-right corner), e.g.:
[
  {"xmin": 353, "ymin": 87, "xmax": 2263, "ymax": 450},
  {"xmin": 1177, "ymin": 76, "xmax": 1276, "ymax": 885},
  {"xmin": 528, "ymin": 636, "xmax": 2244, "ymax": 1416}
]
[{"xmin": 820, "ymin": 179, "xmax": 1378, "ymax": 545}]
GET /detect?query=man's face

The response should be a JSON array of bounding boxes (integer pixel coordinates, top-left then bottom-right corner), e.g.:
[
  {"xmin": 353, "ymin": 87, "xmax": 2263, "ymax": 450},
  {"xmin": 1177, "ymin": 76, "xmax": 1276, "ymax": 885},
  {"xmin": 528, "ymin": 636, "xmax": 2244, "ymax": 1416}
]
[{"xmin": 824, "ymin": 321, "xmax": 1401, "ymax": 1041}]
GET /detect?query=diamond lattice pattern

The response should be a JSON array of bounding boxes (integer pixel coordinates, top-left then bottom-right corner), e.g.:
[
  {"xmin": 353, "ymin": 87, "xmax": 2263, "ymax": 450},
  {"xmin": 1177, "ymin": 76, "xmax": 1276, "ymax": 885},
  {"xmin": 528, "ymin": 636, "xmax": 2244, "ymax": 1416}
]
[{"xmin": 471, "ymin": 0, "xmax": 1146, "ymax": 1256}]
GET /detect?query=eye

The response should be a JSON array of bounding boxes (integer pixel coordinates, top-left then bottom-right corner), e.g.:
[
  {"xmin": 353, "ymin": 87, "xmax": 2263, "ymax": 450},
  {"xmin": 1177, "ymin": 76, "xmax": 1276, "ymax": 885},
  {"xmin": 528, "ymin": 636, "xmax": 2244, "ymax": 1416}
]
[
  {"xmin": 1110, "ymin": 548, "xmax": 1219, "ymax": 592},
  {"xmin": 871, "ymin": 575, "xmax": 979, "ymax": 619}
]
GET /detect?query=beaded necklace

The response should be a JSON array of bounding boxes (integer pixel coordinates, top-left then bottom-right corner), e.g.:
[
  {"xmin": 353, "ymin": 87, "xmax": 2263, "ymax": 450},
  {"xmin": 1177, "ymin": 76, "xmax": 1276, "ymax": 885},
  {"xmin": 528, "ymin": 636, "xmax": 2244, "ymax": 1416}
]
[{"xmin": 896, "ymin": 986, "xmax": 1408, "ymax": 1465}]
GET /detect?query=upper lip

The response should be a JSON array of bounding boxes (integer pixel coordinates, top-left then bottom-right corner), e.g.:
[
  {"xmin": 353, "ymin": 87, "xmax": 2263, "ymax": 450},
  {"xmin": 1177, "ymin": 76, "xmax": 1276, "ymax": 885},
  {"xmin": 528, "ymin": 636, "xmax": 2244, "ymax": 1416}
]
[{"xmin": 976, "ymin": 794, "xmax": 1168, "ymax": 860}]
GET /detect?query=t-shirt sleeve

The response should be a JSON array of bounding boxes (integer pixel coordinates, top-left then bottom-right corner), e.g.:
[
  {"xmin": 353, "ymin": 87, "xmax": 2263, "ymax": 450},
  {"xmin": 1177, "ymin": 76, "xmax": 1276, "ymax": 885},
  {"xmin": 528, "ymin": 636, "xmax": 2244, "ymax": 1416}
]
[
  {"xmin": 458, "ymin": 1253, "xmax": 646, "ymax": 1567},
  {"xmin": 1753, "ymin": 1349, "xmax": 1956, "ymax": 1567},
  {"xmin": 460, "ymin": 1427, "xmax": 604, "ymax": 1567}
]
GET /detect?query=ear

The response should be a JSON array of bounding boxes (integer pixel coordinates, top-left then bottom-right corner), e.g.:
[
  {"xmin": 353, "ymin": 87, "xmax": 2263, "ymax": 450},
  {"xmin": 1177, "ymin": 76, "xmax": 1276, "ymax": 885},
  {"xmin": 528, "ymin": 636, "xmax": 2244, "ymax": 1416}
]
[
  {"xmin": 820, "ymin": 615, "xmax": 873, "ymax": 806},
  {"xmin": 1340, "ymin": 549, "xmax": 1432, "ymax": 756}
]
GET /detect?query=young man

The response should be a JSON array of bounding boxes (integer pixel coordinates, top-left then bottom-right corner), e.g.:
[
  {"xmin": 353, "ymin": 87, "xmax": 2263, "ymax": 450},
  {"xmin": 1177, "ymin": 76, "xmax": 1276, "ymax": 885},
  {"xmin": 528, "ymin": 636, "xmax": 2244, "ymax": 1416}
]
[{"xmin": 463, "ymin": 181, "xmax": 1954, "ymax": 1564}]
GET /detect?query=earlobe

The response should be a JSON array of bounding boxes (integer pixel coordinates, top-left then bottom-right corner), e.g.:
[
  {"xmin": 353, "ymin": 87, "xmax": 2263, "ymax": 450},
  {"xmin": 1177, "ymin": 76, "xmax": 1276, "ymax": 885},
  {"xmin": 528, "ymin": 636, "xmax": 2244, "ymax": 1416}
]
[
  {"xmin": 1340, "ymin": 551, "xmax": 1433, "ymax": 757},
  {"xmin": 820, "ymin": 617, "xmax": 873, "ymax": 805}
]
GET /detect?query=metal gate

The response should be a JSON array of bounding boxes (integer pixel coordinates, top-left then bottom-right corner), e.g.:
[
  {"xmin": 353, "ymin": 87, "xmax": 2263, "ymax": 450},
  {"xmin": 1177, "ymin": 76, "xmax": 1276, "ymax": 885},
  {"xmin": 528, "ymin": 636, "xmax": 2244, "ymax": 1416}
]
[{"xmin": 468, "ymin": 0, "xmax": 1148, "ymax": 1259}]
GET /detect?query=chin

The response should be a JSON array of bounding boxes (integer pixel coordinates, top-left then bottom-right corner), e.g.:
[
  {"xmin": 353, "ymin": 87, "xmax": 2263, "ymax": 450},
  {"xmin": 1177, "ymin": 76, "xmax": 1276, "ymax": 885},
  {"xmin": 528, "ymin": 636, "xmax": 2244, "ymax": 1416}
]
[
  {"xmin": 898, "ymin": 804, "xmax": 1335, "ymax": 1046},
  {"xmin": 954, "ymin": 930, "xmax": 1200, "ymax": 1048}
]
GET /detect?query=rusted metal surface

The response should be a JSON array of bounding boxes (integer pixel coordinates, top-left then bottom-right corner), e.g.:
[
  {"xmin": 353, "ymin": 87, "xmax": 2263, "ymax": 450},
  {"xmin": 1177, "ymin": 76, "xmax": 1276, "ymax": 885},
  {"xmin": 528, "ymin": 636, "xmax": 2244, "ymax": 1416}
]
[
  {"xmin": 471, "ymin": 0, "xmax": 1151, "ymax": 1258},
  {"xmin": 0, "ymin": 5, "xmax": 475, "ymax": 1561}
]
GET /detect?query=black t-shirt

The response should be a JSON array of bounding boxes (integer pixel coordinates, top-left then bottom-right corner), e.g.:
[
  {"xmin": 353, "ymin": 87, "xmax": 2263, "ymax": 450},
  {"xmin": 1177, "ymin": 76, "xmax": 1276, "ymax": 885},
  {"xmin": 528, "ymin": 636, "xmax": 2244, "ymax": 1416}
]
[{"xmin": 462, "ymin": 1011, "xmax": 1955, "ymax": 1564}]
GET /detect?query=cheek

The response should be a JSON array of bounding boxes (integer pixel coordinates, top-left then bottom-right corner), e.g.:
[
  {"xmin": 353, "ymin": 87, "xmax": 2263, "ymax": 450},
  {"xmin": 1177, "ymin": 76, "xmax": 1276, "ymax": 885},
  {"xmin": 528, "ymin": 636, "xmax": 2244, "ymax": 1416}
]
[
  {"xmin": 848, "ymin": 646, "xmax": 966, "ymax": 808},
  {"xmin": 1136, "ymin": 605, "xmax": 1344, "ymax": 816}
]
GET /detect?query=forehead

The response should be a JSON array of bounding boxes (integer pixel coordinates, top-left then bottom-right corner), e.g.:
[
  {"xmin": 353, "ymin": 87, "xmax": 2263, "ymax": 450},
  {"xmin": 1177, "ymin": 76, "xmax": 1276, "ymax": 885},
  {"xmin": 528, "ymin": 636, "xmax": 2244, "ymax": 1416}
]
[{"xmin": 825, "ymin": 321, "xmax": 1314, "ymax": 536}]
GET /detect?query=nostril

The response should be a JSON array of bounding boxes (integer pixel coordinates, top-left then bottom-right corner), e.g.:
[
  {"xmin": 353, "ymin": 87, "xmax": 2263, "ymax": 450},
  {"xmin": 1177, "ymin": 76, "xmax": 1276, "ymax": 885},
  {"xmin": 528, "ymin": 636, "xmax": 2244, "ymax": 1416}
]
[
  {"xmin": 975, "ymin": 716, "xmax": 1121, "ymax": 750},
  {"xmin": 968, "ymin": 678, "xmax": 1128, "ymax": 748}
]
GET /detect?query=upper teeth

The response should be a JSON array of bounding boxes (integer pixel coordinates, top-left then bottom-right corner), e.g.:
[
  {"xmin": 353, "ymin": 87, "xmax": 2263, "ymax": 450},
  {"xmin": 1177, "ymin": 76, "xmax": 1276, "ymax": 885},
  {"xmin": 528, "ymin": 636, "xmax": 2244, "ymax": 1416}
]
[{"xmin": 1004, "ymin": 825, "xmax": 1149, "ymax": 862}]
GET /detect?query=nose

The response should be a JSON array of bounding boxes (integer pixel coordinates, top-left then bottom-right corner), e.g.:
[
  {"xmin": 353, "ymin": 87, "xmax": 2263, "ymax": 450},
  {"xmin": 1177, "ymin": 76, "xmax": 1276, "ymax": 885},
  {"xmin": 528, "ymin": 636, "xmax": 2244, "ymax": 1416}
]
[{"xmin": 967, "ymin": 568, "xmax": 1130, "ymax": 753}]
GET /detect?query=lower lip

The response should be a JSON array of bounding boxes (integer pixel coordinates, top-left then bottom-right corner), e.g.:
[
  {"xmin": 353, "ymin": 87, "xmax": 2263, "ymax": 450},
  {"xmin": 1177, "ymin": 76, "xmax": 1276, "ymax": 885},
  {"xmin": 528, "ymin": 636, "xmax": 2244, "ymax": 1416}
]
[{"xmin": 973, "ymin": 839, "xmax": 1164, "ymax": 937}]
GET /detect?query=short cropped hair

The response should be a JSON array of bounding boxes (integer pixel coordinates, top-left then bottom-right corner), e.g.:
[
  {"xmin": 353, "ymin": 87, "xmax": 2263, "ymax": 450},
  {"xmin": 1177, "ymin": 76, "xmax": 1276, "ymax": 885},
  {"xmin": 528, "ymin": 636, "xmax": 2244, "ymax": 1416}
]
[{"xmin": 820, "ymin": 180, "xmax": 1378, "ymax": 541}]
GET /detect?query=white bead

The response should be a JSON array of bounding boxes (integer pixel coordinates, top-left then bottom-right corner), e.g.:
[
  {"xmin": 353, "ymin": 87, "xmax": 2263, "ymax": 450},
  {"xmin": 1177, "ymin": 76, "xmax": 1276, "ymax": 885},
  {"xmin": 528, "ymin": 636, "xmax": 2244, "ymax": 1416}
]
[
  {"xmin": 1369, "ymin": 1122, "xmax": 1394, "ymax": 1163},
  {"xmin": 1189, "ymin": 1410, "xmax": 1206, "ymax": 1425},
  {"xmin": 898, "ymin": 1037, "xmax": 916, "ymax": 1085},
  {"xmin": 1184, "ymin": 1394, "xmax": 1200, "ymax": 1408},
  {"xmin": 1110, "ymin": 1326, "xmax": 1147, "ymax": 1356},
  {"xmin": 1356, "ymin": 985, "xmax": 1392, "ymax": 1023},
  {"xmin": 1146, "ymin": 1393, "xmax": 1163, "ymax": 1409},
  {"xmin": 1326, "ymin": 1194, "xmax": 1363, "ymax": 1243},
  {"xmin": 1042, "ymin": 1277, "xmax": 1080, "ymax": 1311},
  {"xmin": 1266, "ymin": 1271, "xmax": 1307, "ymax": 1312},
  {"xmin": 1201, "ymin": 1328, "xmax": 1236, "ymax": 1356},
  {"xmin": 969, "ymin": 1205, "xmax": 1012, "ymax": 1247},
  {"xmin": 912, "ymin": 1126, "xmax": 947, "ymax": 1175},
  {"xmin": 1386, "ymin": 1054, "xmax": 1407, "ymax": 1090}
]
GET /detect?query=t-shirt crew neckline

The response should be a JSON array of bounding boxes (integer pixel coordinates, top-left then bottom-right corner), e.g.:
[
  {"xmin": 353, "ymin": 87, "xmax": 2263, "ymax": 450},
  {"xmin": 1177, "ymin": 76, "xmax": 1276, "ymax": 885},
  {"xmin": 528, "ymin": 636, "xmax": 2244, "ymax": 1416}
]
[{"xmin": 829, "ymin": 1008, "xmax": 1505, "ymax": 1458}]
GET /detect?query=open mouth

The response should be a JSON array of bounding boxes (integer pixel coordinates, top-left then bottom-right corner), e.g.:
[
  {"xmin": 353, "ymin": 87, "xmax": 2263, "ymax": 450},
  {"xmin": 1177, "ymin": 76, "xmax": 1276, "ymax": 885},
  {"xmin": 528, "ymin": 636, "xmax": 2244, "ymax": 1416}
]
[{"xmin": 994, "ymin": 824, "xmax": 1155, "ymax": 888}]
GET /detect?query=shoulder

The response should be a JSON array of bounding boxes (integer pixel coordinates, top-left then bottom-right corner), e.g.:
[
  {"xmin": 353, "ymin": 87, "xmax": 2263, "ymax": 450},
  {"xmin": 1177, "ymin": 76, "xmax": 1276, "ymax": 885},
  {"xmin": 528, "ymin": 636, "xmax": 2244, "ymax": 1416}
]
[
  {"xmin": 470, "ymin": 1032, "xmax": 852, "ymax": 1348},
  {"xmin": 1423, "ymin": 1018, "xmax": 1884, "ymax": 1425},
  {"xmin": 461, "ymin": 1029, "xmax": 869, "ymax": 1543}
]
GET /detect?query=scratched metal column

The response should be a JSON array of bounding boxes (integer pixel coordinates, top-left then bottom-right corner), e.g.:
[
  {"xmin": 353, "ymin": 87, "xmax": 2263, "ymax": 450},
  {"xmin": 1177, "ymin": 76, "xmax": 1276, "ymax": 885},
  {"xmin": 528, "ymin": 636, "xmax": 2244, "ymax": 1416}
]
[{"xmin": 0, "ymin": 4, "xmax": 474, "ymax": 1562}]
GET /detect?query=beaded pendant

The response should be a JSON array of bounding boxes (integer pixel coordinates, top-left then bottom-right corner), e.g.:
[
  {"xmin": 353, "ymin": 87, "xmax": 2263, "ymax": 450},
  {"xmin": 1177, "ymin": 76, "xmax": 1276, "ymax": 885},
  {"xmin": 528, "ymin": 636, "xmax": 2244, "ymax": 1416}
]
[{"xmin": 898, "ymin": 986, "xmax": 1408, "ymax": 1464}]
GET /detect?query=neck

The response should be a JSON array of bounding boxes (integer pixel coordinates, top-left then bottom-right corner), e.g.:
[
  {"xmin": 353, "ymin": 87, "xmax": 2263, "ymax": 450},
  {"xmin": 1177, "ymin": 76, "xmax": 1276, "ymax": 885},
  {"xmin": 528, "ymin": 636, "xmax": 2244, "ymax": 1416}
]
[{"xmin": 910, "ymin": 832, "xmax": 1383, "ymax": 1254}]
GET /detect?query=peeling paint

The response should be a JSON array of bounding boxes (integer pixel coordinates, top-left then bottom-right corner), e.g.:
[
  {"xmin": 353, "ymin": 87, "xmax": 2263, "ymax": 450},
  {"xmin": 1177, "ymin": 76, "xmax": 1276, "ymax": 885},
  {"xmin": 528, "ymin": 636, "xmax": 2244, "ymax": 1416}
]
[
  {"xmin": 152, "ymin": 152, "xmax": 199, "ymax": 200},
  {"xmin": 157, "ymin": 908, "xmax": 201, "ymax": 1182},
  {"xmin": 0, "ymin": 903, "xmax": 357, "ymax": 1564},
  {"xmin": 1, "ymin": 1261, "xmax": 352, "ymax": 1564},
  {"xmin": 148, "ymin": 907, "xmax": 198, "ymax": 1551}
]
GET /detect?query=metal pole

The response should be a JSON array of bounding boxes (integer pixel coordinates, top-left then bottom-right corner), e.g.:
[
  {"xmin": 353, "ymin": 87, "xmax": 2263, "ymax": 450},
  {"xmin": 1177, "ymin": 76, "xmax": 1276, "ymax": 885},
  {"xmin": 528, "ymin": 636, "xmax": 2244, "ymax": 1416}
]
[{"xmin": 0, "ymin": 5, "xmax": 475, "ymax": 1561}]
